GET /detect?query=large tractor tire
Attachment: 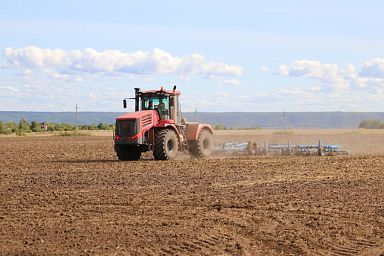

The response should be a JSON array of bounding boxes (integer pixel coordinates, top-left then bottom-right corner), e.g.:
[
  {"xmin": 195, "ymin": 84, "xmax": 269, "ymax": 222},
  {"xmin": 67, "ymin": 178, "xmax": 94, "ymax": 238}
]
[
  {"xmin": 153, "ymin": 129, "xmax": 179, "ymax": 160},
  {"xmin": 189, "ymin": 129, "xmax": 213, "ymax": 158},
  {"xmin": 115, "ymin": 144, "xmax": 141, "ymax": 161}
]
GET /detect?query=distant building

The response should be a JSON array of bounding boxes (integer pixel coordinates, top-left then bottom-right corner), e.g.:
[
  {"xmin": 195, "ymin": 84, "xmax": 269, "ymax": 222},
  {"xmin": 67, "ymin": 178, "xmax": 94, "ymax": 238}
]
[{"xmin": 40, "ymin": 122, "xmax": 48, "ymax": 131}]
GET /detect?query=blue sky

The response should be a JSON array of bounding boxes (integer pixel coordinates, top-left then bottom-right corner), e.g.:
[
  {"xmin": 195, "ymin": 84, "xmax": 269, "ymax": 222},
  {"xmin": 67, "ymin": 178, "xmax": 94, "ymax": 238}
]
[{"xmin": 1, "ymin": 0, "xmax": 384, "ymax": 112}]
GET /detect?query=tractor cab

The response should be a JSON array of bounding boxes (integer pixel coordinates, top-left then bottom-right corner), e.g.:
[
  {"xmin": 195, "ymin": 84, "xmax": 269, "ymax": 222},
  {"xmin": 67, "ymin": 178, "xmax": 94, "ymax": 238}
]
[
  {"xmin": 141, "ymin": 96, "xmax": 169, "ymax": 119},
  {"xmin": 124, "ymin": 86, "xmax": 182, "ymax": 125}
]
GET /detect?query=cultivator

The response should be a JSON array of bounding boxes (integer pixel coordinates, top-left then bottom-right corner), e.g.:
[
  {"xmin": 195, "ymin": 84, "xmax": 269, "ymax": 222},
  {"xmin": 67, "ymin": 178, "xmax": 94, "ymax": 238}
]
[{"xmin": 214, "ymin": 140, "xmax": 348, "ymax": 156}]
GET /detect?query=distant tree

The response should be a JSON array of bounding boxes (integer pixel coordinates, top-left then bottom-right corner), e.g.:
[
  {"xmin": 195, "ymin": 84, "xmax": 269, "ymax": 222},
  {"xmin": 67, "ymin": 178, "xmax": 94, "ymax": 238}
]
[
  {"xmin": 50, "ymin": 123, "xmax": 73, "ymax": 131},
  {"xmin": 47, "ymin": 125, "xmax": 55, "ymax": 131},
  {"xmin": 213, "ymin": 124, "xmax": 226, "ymax": 130},
  {"xmin": 1, "ymin": 122, "xmax": 13, "ymax": 135},
  {"xmin": 6, "ymin": 122, "xmax": 16, "ymax": 130},
  {"xmin": 97, "ymin": 122, "xmax": 106, "ymax": 130},
  {"xmin": 15, "ymin": 129, "xmax": 25, "ymax": 136},
  {"xmin": 88, "ymin": 124, "xmax": 97, "ymax": 130},
  {"xmin": 96, "ymin": 123, "xmax": 114, "ymax": 130},
  {"xmin": 359, "ymin": 119, "xmax": 384, "ymax": 129},
  {"xmin": 79, "ymin": 125, "xmax": 88, "ymax": 130},
  {"xmin": 64, "ymin": 124, "xmax": 74, "ymax": 131},
  {"xmin": 18, "ymin": 118, "xmax": 31, "ymax": 131},
  {"xmin": 30, "ymin": 121, "xmax": 41, "ymax": 132},
  {"xmin": 1, "ymin": 121, "xmax": 17, "ymax": 133}
]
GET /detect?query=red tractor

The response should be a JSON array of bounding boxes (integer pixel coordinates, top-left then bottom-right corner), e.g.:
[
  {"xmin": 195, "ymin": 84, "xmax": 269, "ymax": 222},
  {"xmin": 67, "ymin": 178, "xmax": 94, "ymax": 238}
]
[{"xmin": 114, "ymin": 86, "xmax": 214, "ymax": 160}]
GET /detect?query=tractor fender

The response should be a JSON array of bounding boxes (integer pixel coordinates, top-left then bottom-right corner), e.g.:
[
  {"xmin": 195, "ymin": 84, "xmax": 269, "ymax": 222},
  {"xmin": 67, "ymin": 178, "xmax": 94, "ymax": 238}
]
[
  {"xmin": 154, "ymin": 123, "xmax": 180, "ymax": 136},
  {"xmin": 185, "ymin": 123, "xmax": 213, "ymax": 141},
  {"xmin": 153, "ymin": 123, "xmax": 184, "ymax": 150}
]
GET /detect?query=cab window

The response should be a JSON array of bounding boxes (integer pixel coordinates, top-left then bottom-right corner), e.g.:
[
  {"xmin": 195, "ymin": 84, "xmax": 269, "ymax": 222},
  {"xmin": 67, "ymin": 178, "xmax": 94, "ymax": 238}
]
[{"xmin": 142, "ymin": 96, "xmax": 170, "ymax": 119}]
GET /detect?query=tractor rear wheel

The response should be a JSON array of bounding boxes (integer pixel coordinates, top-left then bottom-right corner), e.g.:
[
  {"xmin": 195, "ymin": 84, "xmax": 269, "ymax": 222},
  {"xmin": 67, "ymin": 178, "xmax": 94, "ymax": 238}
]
[
  {"xmin": 114, "ymin": 144, "xmax": 141, "ymax": 161},
  {"xmin": 189, "ymin": 129, "xmax": 213, "ymax": 158},
  {"xmin": 153, "ymin": 129, "xmax": 179, "ymax": 160}
]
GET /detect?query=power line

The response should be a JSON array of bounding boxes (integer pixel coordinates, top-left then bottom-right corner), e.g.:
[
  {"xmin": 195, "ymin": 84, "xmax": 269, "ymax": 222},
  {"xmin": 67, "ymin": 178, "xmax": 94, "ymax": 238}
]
[{"xmin": 75, "ymin": 104, "xmax": 79, "ymax": 130}]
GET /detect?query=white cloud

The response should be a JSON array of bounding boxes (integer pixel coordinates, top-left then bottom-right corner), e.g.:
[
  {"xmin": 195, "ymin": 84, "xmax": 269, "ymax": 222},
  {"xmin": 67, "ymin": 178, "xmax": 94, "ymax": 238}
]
[
  {"xmin": 278, "ymin": 60, "xmax": 340, "ymax": 81},
  {"xmin": 221, "ymin": 79, "xmax": 241, "ymax": 87},
  {"xmin": 213, "ymin": 91, "xmax": 229, "ymax": 97},
  {"xmin": 202, "ymin": 74, "xmax": 242, "ymax": 87},
  {"xmin": 178, "ymin": 82, "xmax": 384, "ymax": 112},
  {"xmin": 344, "ymin": 63, "xmax": 356, "ymax": 75},
  {"xmin": 44, "ymin": 70, "xmax": 84, "ymax": 82},
  {"xmin": 260, "ymin": 66, "xmax": 269, "ymax": 73},
  {"xmin": 143, "ymin": 77, "xmax": 157, "ymax": 83},
  {"xmin": 278, "ymin": 65, "xmax": 289, "ymax": 76},
  {"xmin": 360, "ymin": 58, "xmax": 384, "ymax": 78},
  {"xmin": 276, "ymin": 59, "xmax": 384, "ymax": 91},
  {"xmin": 4, "ymin": 46, "xmax": 242, "ymax": 78},
  {"xmin": 23, "ymin": 69, "xmax": 33, "ymax": 76},
  {"xmin": 309, "ymin": 85, "xmax": 321, "ymax": 92},
  {"xmin": 271, "ymin": 58, "xmax": 384, "ymax": 111},
  {"xmin": 0, "ymin": 86, "xmax": 19, "ymax": 92}
]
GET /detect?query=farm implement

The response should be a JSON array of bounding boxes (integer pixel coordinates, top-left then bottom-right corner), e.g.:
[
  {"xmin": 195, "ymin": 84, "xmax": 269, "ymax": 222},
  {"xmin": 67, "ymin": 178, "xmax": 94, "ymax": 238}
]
[{"xmin": 214, "ymin": 140, "xmax": 348, "ymax": 156}]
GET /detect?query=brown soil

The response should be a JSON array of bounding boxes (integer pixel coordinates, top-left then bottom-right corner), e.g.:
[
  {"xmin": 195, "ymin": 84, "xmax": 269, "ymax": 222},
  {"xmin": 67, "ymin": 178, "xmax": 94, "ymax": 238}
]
[{"xmin": 0, "ymin": 135, "xmax": 384, "ymax": 255}]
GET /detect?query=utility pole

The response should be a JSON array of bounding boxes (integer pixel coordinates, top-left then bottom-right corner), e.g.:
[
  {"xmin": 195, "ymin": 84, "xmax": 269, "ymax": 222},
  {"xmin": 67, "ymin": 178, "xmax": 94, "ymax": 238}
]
[
  {"xmin": 75, "ymin": 104, "xmax": 79, "ymax": 130},
  {"xmin": 352, "ymin": 112, "xmax": 355, "ymax": 133},
  {"xmin": 283, "ymin": 110, "xmax": 286, "ymax": 131}
]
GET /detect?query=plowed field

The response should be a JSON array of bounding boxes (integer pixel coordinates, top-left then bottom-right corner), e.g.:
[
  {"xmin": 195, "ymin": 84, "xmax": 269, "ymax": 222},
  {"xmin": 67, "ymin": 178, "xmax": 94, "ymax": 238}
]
[{"xmin": 1, "ymin": 134, "xmax": 384, "ymax": 255}]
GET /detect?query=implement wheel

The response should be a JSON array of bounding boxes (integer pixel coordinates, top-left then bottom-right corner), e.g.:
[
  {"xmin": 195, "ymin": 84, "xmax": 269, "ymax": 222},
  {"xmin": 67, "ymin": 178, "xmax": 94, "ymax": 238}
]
[{"xmin": 246, "ymin": 141, "xmax": 257, "ymax": 155}]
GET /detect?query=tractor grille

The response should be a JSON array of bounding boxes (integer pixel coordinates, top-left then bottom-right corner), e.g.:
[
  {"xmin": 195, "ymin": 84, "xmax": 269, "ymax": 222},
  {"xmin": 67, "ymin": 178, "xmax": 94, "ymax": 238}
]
[
  {"xmin": 142, "ymin": 113, "xmax": 152, "ymax": 127},
  {"xmin": 116, "ymin": 119, "xmax": 138, "ymax": 137}
]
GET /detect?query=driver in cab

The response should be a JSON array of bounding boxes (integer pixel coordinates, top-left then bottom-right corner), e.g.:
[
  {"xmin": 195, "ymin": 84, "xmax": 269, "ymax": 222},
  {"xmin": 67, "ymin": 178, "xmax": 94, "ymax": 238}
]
[{"xmin": 156, "ymin": 99, "xmax": 167, "ymax": 119}]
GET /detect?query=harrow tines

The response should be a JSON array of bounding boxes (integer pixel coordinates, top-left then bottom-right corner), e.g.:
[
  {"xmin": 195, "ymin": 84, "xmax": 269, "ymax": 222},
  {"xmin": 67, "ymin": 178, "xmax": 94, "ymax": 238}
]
[{"xmin": 214, "ymin": 140, "xmax": 348, "ymax": 156}]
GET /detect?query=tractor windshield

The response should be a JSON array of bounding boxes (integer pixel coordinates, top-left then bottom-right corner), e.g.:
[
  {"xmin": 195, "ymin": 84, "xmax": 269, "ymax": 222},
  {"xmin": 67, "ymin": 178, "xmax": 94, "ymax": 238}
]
[{"xmin": 142, "ymin": 96, "xmax": 170, "ymax": 119}]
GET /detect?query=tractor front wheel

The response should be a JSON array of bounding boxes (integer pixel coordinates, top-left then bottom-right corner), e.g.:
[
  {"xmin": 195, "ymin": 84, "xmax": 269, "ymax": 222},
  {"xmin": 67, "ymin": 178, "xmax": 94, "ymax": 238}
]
[
  {"xmin": 153, "ymin": 129, "xmax": 179, "ymax": 160},
  {"xmin": 115, "ymin": 144, "xmax": 141, "ymax": 161},
  {"xmin": 189, "ymin": 129, "xmax": 213, "ymax": 158}
]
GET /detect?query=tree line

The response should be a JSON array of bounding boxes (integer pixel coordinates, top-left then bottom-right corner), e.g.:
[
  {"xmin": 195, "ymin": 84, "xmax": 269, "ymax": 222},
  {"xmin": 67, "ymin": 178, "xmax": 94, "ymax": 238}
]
[
  {"xmin": 1, "ymin": 118, "xmax": 383, "ymax": 135},
  {"xmin": 359, "ymin": 119, "xmax": 384, "ymax": 129},
  {"xmin": 213, "ymin": 124, "xmax": 260, "ymax": 130},
  {"xmin": 214, "ymin": 120, "xmax": 384, "ymax": 130},
  {"xmin": 0, "ymin": 119, "xmax": 115, "ymax": 135}
]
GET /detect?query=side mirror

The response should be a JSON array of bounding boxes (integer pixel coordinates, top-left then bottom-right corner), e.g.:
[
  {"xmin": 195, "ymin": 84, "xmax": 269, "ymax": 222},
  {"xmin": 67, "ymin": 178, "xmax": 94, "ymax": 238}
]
[
  {"xmin": 123, "ymin": 99, "xmax": 127, "ymax": 109},
  {"xmin": 170, "ymin": 97, "xmax": 175, "ymax": 107}
]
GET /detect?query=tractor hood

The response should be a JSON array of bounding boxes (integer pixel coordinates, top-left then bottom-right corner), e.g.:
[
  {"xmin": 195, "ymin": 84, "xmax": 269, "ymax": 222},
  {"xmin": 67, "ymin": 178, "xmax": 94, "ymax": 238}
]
[
  {"xmin": 116, "ymin": 110, "xmax": 158, "ymax": 121},
  {"xmin": 115, "ymin": 110, "xmax": 160, "ymax": 142}
]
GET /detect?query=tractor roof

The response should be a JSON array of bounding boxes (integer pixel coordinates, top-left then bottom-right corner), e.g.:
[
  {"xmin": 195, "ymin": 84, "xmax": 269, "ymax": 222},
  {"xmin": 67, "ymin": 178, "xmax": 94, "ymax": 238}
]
[{"xmin": 140, "ymin": 87, "xmax": 181, "ymax": 96}]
